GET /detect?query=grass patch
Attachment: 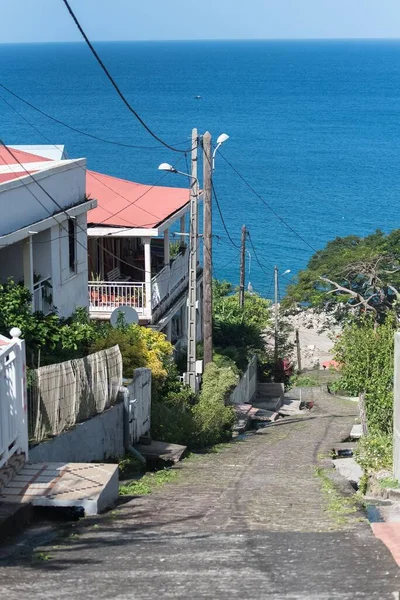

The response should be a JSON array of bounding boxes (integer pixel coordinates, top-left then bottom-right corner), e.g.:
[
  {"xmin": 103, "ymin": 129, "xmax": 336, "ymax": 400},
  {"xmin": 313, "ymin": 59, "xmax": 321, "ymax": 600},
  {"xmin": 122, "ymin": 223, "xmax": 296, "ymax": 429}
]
[
  {"xmin": 315, "ymin": 466, "xmax": 360, "ymax": 525},
  {"xmin": 33, "ymin": 552, "xmax": 52, "ymax": 562},
  {"xmin": 119, "ymin": 468, "xmax": 178, "ymax": 496},
  {"xmin": 379, "ymin": 477, "xmax": 400, "ymax": 489},
  {"xmin": 290, "ymin": 374, "xmax": 319, "ymax": 388}
]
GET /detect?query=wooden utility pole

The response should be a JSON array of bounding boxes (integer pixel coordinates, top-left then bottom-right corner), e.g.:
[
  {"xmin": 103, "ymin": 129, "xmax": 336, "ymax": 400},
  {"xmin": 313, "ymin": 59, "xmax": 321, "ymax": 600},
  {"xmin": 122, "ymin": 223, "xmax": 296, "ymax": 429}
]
[
  {"xmin": 186, "ymin": 128, "xmax": 199, "ymax": 391},
  {"xmin": 295, "ymin": 328, "xmax": 302, "ymax": 373},
  {"xmin": 239, "ymin": 225, "xmax": 247, "ymax": 308},
  {"xmin": 274, "ymin": 265, "xmax": 279, "ymax": 364},
  {"xmin": 202, "ymin": 132, "xmax": 213, "ymax": 367}
]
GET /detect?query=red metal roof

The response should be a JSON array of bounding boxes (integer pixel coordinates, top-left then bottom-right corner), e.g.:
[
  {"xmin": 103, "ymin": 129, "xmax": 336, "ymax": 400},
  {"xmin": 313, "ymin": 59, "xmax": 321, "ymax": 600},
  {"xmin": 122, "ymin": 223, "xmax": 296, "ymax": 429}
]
[
  {"xmin": 0, "ymin": 171, "xmax": 38, "ymax": 184},
  {"xmin": 87, "ymin": 170, "xmax": 190, "ymax": 229},
  {"xmin": 0, "ymin": 147, "xmax": 49, "ymax": 164}
]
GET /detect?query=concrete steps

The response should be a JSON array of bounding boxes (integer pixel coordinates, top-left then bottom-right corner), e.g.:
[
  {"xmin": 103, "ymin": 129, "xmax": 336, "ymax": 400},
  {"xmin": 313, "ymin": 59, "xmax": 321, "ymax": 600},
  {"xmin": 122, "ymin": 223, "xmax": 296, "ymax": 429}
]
[
  {"xmin": 134, "ymin": 441, "xmax": 187, "ymax": 464},
  {"xmin": 0, "ymin": 462, "xmax": 118, "ymax": 516}
]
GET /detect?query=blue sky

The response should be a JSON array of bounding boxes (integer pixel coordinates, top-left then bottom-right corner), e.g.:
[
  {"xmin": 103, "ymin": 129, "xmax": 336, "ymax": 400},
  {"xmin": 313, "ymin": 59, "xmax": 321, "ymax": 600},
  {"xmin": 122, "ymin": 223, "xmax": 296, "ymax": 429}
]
[{"xmin": 2, "ymin": 0, "xmax": 400, "ymax": 43}]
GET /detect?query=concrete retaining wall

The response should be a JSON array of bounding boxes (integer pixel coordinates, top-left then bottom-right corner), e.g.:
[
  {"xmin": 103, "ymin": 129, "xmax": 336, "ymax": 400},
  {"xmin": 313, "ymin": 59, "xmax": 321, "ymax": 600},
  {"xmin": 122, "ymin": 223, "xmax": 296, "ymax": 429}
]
[{"xmin": 29, "ymin": 402, "xmax": 125, "ymax": 463}]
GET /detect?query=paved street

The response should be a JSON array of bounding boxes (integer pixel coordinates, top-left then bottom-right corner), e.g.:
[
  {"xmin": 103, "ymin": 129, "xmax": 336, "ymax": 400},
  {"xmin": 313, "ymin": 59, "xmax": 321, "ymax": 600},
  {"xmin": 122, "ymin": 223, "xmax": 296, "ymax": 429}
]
[{"xmin": 0, "ymin": 389, "xmax": 399, "ymax": 599}]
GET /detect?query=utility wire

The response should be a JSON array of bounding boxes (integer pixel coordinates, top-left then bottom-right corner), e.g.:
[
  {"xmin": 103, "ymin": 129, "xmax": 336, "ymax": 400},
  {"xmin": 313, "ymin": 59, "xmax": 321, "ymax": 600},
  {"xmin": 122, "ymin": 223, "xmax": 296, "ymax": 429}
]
[
  {"xmin": 0, "ymin": 94, "xmax": 188, "ymax": 230},
  {"xmin": 211, "ymin": 181, "xmax": 240, "ymax": 250},
  {"xmin": 61, "ymin": 0, "xmax": 191, "ymax": 154},
  {"xmin": 0, "ymin": 83, "xmax": 189, "ymax": 151},
  {"xmin": 219, "ymin": 151, "xmax": 317, "ymax": 253},
  {"xmin": 0, "ymin": 143, "xmax": 176, "ymax": 284}
]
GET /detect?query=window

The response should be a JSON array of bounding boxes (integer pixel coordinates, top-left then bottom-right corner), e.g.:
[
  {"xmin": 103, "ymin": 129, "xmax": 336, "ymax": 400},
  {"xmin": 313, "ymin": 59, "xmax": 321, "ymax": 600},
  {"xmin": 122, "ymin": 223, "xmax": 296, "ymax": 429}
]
[{"xmin": 68, "ymin": 218, "xmax": 76, "ymax": 273}]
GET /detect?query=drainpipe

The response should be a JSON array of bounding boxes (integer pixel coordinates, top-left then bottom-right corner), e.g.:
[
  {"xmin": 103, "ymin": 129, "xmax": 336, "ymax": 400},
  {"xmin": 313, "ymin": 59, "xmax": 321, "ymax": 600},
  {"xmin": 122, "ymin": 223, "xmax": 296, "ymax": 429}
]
[{"xmin": 127, "ymin": 444, "xmax": 146, "ymax": 465}]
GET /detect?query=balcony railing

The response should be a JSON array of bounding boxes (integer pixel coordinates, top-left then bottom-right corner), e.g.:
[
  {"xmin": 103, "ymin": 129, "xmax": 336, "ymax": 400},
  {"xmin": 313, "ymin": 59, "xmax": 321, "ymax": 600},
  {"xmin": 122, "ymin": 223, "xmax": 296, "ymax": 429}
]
[
  {"xmin": 88, "ymin": 251, "xmax": 191, "ymax": 321},
  {"xmin": 33, "ymin": 276, "xmax": 52, "ymax": 314},
  {"xmin": 88, "ymin": 282, "xmax": 146, "ymax": 315}
]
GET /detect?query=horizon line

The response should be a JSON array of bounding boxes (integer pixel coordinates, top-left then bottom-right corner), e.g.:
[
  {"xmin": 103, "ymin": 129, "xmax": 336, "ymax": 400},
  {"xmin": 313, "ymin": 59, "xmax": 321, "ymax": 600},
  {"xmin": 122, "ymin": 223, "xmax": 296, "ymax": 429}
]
[{"xmin": 1, "ymin": 36, "xmax": 400, "ymax": 45}]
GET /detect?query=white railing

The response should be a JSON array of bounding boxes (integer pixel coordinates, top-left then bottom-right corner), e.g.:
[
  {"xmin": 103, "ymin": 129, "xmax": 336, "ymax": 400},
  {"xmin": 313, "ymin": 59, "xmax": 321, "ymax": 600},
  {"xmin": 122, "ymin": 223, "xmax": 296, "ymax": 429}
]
[
  {"xmin": 33, "ymin": 276, "xmax": 52, "ymax": 314},
  {"xmin": 229, "ymin": 355, "xmax": 258, "ymax": 405},
  {"xmin": 124, "ymin": 368, "xmax": 152, "ymax": 444},
  {"xmin": 0, "ymin": 331, "xmax": 28, "ymax": 468},
  {"xmin": 151, "ymin": 250, "xmax": 189, "ymax": 311},
  {"xmin": 88, "ymin": 282, "xmax": 146, "ymax": 315}
]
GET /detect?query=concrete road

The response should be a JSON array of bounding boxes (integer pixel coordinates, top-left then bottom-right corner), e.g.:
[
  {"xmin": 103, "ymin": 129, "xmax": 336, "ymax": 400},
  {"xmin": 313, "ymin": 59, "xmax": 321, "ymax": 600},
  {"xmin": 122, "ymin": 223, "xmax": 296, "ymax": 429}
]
[{"xmin": 0, "ymin": 389, "xmax": 398, "ymax": 599}]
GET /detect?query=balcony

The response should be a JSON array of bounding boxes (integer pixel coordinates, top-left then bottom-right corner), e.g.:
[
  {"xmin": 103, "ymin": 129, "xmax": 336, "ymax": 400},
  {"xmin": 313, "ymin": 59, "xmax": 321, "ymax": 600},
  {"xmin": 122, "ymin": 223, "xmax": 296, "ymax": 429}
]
[
  {"xmin": 88, "ymin": 250, "xmax": 190, "ymax": 322},
  {"xmin": 88, "ymin": 281, "xmax": 147, "ymax": 317}
]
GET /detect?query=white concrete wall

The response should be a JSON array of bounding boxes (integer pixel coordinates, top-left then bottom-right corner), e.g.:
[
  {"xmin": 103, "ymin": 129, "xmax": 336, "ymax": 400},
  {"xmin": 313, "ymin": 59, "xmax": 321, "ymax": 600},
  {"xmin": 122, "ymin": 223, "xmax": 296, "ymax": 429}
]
[
  {"xmin": 0, "ymin": 245, "xmax": 23, "ymax": 283},
  {"xmin": 29, "ymin": 402, "xmax": 125, "ymax": 463},
  {"xmin": 51, "ymin": 212, "xmax": 89, "ymax": 317},
  {"xmin": 0, "ymin": 160, "xmax": 86, "ymax": 237},
  {"xmin": 32, "ymin": 229, "xmax": 52, "ymax": 281}
]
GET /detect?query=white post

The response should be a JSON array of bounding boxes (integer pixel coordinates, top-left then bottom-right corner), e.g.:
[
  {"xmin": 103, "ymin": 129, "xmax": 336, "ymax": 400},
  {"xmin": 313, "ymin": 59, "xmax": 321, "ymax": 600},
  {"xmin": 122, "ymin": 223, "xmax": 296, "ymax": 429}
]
[
  {"xmin": 393, "ymin": 333, "xmax": 400, "ymax": 480},
  {"xmin": 166, "ymin": 319, "xmax": 172, "ymax": 342},
  {"xmin": 23, "ymin": 236, "xmax": 34, "ymax": 309},
  {"xmin": 164, "ymin": 228, "xmax": 170, "ymax": 267},
  {"xmin": 10, "ymin": 328, "xmax": 29, "ymax": 461},
  {"xmin": 143, "ymin": 237, "xmax": 152, "ymax": 319},
  {"xmin": 180, "ymin": 215, "xmax": 186, "ymax": 250}
]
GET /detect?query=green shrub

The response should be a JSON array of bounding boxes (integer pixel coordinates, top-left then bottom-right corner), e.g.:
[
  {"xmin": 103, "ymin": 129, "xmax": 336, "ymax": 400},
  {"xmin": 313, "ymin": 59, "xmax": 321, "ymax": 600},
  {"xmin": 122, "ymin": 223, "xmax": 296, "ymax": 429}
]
[
  {"xmin": 333, "ymin": 313, "xmax": 395, "ymax": 434},
  {"xmin": 192, "ymin": 363, "xmax": 237, "ymax": 448},
  {"xmin": 354, "ymin": 434, "xmax": 393, "ymax": 474},
  {"xmin": 90, "ymin": 325, "xmax": 147, "ymax": 378},
  {"xmin": 151, "ymin": 399, "xmax": 196, "ymax": 447}
]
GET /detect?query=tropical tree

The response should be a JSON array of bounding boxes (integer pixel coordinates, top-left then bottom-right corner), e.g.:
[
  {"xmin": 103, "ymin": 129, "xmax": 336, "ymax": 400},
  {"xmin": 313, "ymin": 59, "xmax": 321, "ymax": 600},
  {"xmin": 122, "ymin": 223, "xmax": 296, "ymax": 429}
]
[{"xmin": 284, "ymin": 229, "xmax": 400, "ymax": 321}]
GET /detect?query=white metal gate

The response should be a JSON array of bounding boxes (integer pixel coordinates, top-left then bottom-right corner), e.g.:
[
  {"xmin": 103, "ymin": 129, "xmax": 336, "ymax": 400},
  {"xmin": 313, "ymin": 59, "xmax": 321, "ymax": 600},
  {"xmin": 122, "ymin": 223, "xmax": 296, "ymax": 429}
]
[
  {"xmin": 0, "ymin": 331, "xmax": 28, "ymax": 468},
  {"xmin": 125, "ymin": 368, "xmax": 152, "ymax": 445}
]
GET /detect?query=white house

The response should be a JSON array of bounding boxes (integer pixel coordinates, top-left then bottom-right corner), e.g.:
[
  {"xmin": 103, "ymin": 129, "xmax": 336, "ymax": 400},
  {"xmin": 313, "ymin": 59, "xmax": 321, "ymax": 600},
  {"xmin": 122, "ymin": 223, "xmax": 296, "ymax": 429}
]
[
  {"xmin": 0, "ymin": 146, "xmax": 96, "ymax": 317},
  {"xmin": 3, "ymin": 145, "xmax": 204, "ymax": 346}
]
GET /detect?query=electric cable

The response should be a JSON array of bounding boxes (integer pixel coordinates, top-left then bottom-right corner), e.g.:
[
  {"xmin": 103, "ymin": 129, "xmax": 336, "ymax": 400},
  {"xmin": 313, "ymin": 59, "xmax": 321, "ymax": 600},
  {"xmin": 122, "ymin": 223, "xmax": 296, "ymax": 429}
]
[
  {"xmin": 0, "ymin": 94, "xmax": 189, "ymax": 230},
  {"xmin": 219, "ymin": 151, "xmax": 317, "ymax": 253},
  {"xmin": 61, "ymin": 0, "xmax": 191, "ymax": 154},
  {"xmin": 0, "ymin": 82, "xmax": 189, "ymax": 151},
  {"xmin": 0, "ymin": 143, "xmax": 178, "ymax": 285}
]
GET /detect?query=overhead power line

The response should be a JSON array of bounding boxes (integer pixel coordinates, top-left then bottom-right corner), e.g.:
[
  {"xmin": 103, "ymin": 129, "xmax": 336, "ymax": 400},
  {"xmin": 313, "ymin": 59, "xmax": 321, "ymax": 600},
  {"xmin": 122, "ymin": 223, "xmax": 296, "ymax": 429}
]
[
  {"xmin": 0, "ymin": 143, "xmax": 174, "ymax": 284},
  {"xmin": 247, "ymin": 231, "xmax": 273, "ymax": 277},
  {"xmin": 0, "ymin": 82, "xmax": 189, "ymax": 151},
  {"xmin": 0, "ymin": 93, "xmax": 189, "ymax": 230},
  {"xmin": 219, "ymin": 151, "xmax": 317, "ymax": 253},
  {"xmin": 61, "ymin": 0, "xmax": 190, "ymax": 154},
  {"xmin": 211, "ymin": 181, "xmax": 240, "ymax": 250}
]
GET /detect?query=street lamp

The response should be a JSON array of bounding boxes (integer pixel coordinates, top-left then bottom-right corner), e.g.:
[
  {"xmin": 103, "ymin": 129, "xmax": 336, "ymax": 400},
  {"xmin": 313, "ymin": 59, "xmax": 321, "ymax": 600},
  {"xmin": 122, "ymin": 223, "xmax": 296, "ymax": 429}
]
[
  {"xmin": 212, "ymin": 133, "xmax": 229, "ymax": 170},
  {"xmin": 158, "ymin": 163, "xmax": 198, "ymax": 183}
]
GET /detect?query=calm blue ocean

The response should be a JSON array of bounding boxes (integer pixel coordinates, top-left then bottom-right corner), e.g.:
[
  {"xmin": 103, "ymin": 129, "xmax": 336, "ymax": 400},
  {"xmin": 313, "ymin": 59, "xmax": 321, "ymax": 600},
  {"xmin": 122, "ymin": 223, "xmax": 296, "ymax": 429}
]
[{"xmin": 1, "ymin": 39, "xmax": 400, "ymax": 297}]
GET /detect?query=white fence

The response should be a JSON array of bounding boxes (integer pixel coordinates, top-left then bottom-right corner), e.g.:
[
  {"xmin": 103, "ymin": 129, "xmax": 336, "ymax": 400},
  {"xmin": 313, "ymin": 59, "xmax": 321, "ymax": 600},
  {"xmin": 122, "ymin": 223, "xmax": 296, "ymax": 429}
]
[
  {"xmin": 151, "ymin": 250, "xmax": 189, "ymax": 312},
  {"xmin": 229, "ymin": 355, "xmax": 258, "ymax": 405},
  {"xmin": 0, "ymin": 330, "xmax": 28, "ymax": 468},
  {"xmin": 124, "ymin": 368, "xmax": 152, "ymax": 445}
]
